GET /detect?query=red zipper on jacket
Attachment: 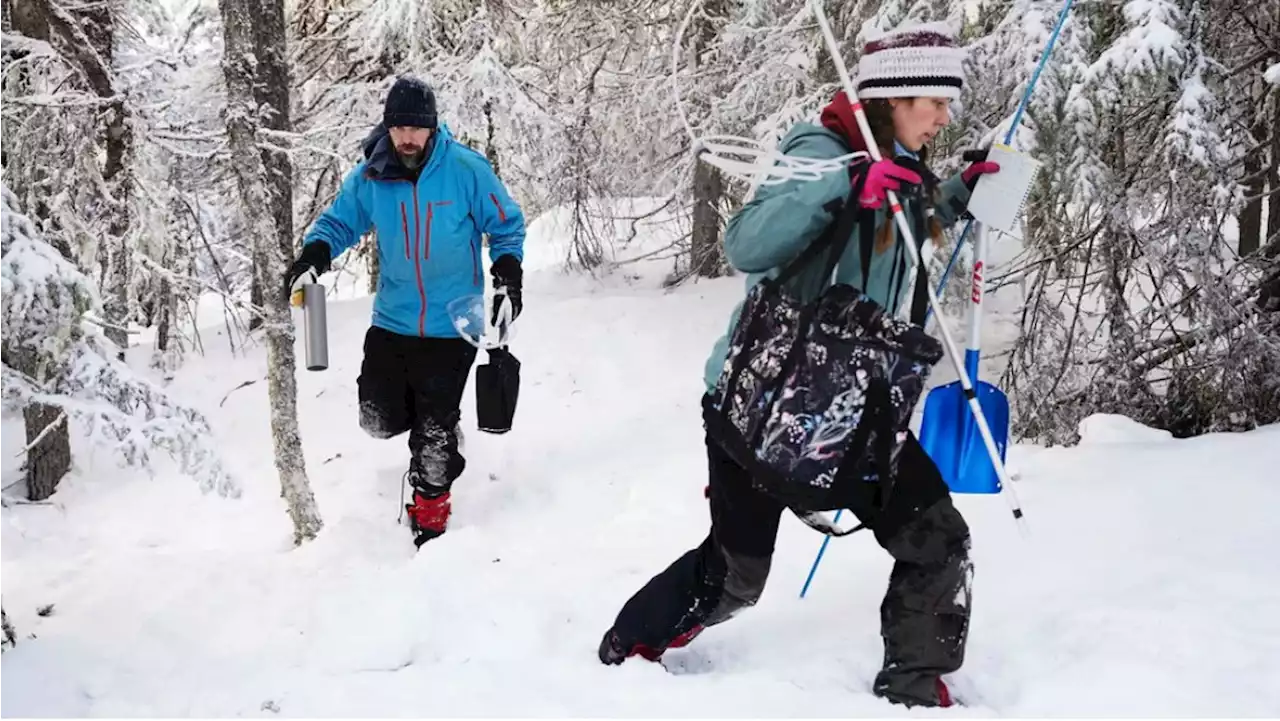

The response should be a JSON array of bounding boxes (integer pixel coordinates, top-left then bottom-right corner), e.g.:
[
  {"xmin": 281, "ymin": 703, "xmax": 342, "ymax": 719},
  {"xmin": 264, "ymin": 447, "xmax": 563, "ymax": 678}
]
[
  {"xmin": 470, "ymin": 238, "xmax": 480, "ymax": 286},
  {"xmin": 424, "ymin": 200, "xmax": 433, "ymax": 261},
  {"xmin": 414, "ymin": 194, "xmax": 424, "ymax": 259},
  {"xmin": 414, "ymin": 196, "xmax": 427, "ymax": 337},
  {"xmin": 400, "ymin": 204, "xmax": 410, "ymax": 260},
  {"xmin": 428, "ymin": 201, "xmax": 451, "ymax": 263}
]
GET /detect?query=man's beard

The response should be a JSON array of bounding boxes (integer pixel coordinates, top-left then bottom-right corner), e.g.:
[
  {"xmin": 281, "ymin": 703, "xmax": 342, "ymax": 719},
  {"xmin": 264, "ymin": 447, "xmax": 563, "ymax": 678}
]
[{"xmin": 396, "ymin": 146, "xmax": 424, "ymax": 168}]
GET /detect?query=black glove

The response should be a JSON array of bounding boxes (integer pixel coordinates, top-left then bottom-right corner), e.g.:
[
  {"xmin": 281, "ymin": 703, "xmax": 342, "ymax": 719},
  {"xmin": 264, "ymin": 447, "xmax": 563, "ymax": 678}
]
[
  {"xmin": 490, "ymin": 254, "xmax": 523, "ymax": 325},
  {"xmin": 283, "ymin": 241, "xmax": 332, "ymax": 302},
  {"xmin": 889, "ymin": 154, "xmax": 939, "ymax": 200}
]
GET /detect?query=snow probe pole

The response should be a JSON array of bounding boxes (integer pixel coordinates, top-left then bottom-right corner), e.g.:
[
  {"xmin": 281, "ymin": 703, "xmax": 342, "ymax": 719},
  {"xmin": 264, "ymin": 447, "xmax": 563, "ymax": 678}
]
[
  {"xmin": 799, "ymin": 0, "xmax": 1026, "ymax": 599},
  {"xmin": 800, "ymin": 508, "xmax": 842, "ymax": 598},
  {"xmin": 924, "ymin": 0, "xmax": 1076, "ymax": 326}
]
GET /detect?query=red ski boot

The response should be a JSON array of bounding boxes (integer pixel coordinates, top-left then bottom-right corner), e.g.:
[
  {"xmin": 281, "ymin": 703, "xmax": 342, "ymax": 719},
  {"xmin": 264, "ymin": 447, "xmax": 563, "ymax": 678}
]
[
  {"xmin": 936, "ymin": 678, "xmax": 954, "ymax": 708},
  {"xmin": 405, "ymin": 490, "xmax": 450, "ymax": 547}
]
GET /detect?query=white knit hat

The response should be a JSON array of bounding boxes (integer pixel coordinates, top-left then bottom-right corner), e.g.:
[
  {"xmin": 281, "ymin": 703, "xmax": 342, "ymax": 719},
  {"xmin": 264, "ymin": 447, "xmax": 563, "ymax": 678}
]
[{"xmin": 854, "ymin": 21, "xmax": 966, "ymax": 101}]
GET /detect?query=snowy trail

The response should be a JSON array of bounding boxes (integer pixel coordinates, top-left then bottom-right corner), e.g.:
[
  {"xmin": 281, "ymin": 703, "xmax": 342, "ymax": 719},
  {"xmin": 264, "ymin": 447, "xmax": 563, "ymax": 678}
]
[{"xmin": 4, "ymin": 243, "xmax": 1280, "ymax": 716}]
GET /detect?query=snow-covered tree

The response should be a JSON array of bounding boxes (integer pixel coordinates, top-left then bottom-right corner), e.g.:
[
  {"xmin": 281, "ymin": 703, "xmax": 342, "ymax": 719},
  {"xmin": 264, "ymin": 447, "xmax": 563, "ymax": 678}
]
[
  {"xmin": 1211, "ymin": 0, "xmax": 1278, "ymax": 258},
  {"xmin": 2, "ymin": 183, "xmax": 238, "ymax": 499},
  {"xmin": 999, "ymin": 0, "xmax": 1280, "ymax": 442},
  {"xmin": 16, "ymin": 0, "xmax": 138, "ymax": 358}
]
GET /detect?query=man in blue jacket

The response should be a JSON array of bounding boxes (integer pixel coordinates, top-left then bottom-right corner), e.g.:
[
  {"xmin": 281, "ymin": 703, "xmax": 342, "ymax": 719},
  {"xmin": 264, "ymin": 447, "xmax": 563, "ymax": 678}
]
[{"xmin": 284, "ymin": 76, "xmax": 526, "ymax": 547}]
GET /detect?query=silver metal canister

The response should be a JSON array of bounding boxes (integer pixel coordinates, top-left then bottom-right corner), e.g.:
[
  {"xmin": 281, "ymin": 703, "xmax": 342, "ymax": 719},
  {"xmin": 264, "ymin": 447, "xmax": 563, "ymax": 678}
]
[{"xmin": 302, "ymin": 283, "xmax": 328, "ymax": 371}]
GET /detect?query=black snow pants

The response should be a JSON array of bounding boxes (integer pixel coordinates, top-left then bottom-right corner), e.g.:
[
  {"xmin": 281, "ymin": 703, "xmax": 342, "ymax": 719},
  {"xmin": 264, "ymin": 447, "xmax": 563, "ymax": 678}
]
[
  {"xmin": 606, "ymin": 412, "xmax": 974, "ymax": 708},
  {"xmin": 357, "ymin": 325, "xmax": 478, "ymax": 494}
]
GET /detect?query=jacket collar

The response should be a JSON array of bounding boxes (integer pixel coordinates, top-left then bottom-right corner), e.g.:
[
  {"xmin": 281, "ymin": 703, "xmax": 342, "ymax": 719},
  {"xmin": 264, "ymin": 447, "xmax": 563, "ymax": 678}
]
[{"xmin": 361, "ymin": 122, "xmax": 453, "ymax": 181}]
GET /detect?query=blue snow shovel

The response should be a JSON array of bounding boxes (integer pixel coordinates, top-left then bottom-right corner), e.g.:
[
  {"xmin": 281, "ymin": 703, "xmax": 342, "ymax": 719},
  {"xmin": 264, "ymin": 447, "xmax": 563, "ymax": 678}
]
[{"xmin": 919, "ymin": 220, "xmax": 1009, "ymax": 493}]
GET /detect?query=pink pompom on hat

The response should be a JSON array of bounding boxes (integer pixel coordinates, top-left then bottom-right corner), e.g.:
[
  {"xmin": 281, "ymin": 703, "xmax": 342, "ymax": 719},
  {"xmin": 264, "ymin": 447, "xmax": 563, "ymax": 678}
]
[{"xmin": 854, "ymin": 21, "xmax": 966, "ymax": 101}]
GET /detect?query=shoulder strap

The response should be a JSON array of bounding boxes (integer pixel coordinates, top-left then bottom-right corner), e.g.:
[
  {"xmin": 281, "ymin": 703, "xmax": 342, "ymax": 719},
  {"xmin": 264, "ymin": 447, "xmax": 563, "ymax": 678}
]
[
  {"xmin": 859, "ymin": 205, "xmax": 874, "ymax": 293},
  {"xmin": 907, "ymin": 206, "xmax": 930, "ymax": 325}
]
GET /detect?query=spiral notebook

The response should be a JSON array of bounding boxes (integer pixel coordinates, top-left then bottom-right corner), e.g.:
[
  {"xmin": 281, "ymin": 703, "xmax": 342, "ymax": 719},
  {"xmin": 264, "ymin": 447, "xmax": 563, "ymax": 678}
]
[{"xmin": 966, "ymin": 143, "xmax": 1041, "ymax": 234}]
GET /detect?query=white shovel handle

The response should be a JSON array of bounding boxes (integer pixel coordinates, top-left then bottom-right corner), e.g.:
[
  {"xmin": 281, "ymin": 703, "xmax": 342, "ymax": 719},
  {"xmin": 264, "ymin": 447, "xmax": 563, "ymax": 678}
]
[
  {"xmin": 808, "ymin": 0, "xmax": 1025, "ymax": 529},
  {"xmin": 967, "ymin": 221, "xmax": 985, "ymax": 355}
]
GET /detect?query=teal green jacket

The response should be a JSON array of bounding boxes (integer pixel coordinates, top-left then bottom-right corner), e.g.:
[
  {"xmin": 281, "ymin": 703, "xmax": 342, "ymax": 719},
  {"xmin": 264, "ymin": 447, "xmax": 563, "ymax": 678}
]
[{"xmin": 702, "ymin": 122, "xmax": 974, "ymax": 393}]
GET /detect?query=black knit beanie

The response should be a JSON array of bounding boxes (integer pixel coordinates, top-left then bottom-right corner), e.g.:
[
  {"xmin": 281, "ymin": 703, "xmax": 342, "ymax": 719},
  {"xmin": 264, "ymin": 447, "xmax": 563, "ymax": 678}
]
[{"xmin": 383, "ymin": 77, "xmax": 438, "ymax": 129}]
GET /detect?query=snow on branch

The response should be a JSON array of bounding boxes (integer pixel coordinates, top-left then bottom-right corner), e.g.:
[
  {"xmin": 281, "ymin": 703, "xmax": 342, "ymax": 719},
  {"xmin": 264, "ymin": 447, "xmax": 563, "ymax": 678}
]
[
  {"xmin": 1, "ymin": 184, "xmax": 238, "ymax": 497},
  {"xmin": 0, "ymin": 32, "xmax": 58, "ymax": 58}
]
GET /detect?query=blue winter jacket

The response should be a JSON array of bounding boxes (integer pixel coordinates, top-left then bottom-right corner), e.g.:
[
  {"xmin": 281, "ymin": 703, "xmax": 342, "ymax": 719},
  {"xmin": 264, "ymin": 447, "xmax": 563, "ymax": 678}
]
[{"xmin": 303, "ymin": 123, "xmax": 526, "ymax": 338}]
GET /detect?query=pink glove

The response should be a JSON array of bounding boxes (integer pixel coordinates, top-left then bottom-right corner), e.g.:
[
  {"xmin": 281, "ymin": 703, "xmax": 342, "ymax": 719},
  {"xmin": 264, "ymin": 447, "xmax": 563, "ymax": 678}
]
[
  {"xmin": 858, "ymin": 159, "xmax": 923, "ymax": 209},
  {"xmin": 961, "ymin": 160, "xmax": 1000, "ymax": 189}
]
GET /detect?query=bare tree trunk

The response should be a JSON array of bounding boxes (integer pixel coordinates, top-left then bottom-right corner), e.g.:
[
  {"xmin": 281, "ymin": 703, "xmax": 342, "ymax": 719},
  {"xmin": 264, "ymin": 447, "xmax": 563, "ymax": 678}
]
[
  {"xmin": 219, "ymin": 0, "xmax": 323, "ymax": 544},
  {"xmin": 687, "ymin": 0, "xmax": 730, "ymax": 278},
  {"xmin": 690, "ymin": 160, "xmax": 727, "ymax": 277},
  {"xmin": 152, "ymin": 211, "xmax": 189, "ymax": 378},
  {"xmin": 1, "ymin": 0, "xmax": 7, "ymax": 172},
  {"xmin": 1239, "ymin": 104, "xmax": 1265, "ymax": 256},
  {"xmin": 1100, "ymin": 119, "xmax": 1143, "ymax": 405},
  {"xmin": 155, "ymin": 189, "xmax": 186, "ymax": 361},
  {"xmin": 246, "ymin": 0, "xmax": 295, "ymax": 333},
  {"xmin": 9, "ymin": 340, "xmax": 71, "ymax": 500},
  {"xmin": 155, "ymin": 273, "xmax": 173, "ymax": 351},
  {"xmin": 22, "ymin": 401, "xmax": 70, "ymax": 501},
  {"xmin": 565, "ymin": 50, "xmax": 608, "ymax": 271},
  {"xmin": 101, "ymin": 223, "xmax": 131, "ymax": 359},
  {"xmin": 483, "ymin": 98, "xmax": 500, "ymax": 178}
]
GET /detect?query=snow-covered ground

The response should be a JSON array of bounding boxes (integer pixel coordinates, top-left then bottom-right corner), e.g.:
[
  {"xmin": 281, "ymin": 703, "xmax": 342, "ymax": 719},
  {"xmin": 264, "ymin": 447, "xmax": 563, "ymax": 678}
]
[{"xmin": 4, "ymin": 202, "xmax": 1279, "ymax": 717}]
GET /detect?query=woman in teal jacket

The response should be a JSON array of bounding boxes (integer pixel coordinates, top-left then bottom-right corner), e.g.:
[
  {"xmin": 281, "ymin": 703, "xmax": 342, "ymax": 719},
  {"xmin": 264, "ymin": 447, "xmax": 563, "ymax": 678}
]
[{"xmin": 596, "ymin": 23, "xmax": 1000, "ymax": 709}]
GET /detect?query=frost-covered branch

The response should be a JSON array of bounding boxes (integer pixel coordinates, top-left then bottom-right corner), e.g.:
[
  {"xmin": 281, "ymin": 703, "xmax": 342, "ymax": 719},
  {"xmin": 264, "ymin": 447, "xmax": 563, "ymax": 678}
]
[{"xmin": 2, "ymin": 184, "xmax": 238, "ymax": 497}]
